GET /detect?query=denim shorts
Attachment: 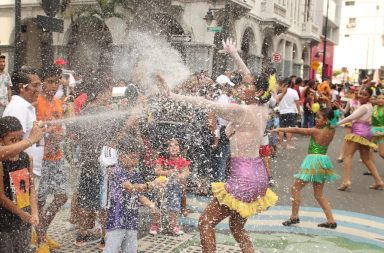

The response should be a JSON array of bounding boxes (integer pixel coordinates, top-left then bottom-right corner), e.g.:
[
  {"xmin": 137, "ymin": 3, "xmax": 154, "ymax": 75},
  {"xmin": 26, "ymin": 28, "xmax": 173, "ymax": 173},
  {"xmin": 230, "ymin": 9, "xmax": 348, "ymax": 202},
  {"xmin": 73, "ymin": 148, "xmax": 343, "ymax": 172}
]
[
  {"xmin": 38, "ymin": 159, "xmax": 68, "ymax": 202},
  {"xmin": 104, "ymin": 229, "xmax": 137, "ymax": 253}
]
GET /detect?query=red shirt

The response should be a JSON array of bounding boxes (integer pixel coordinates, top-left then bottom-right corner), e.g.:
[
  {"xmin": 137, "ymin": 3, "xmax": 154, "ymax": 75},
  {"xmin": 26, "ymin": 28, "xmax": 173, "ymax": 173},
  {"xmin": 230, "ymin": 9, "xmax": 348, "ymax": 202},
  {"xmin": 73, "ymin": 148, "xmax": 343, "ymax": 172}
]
[{"xmin": 156, "ymin": 156, "xmax": 190, "ymax": 171}]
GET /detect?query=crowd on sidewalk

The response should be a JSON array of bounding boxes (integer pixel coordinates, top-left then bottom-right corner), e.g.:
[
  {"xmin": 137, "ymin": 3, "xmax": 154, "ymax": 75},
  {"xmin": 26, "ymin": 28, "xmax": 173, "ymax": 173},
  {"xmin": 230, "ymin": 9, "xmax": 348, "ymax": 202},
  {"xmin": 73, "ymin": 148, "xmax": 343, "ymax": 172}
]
[{"xmin": 0, "ymin": 48, "xmax": 383, "ymax": 253}]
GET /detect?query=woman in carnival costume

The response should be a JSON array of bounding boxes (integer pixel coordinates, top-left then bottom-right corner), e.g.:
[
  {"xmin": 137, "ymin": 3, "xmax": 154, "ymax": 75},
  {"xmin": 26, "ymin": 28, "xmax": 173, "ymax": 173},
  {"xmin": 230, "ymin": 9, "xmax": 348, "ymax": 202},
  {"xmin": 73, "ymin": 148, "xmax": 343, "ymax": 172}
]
[
  {"xmin": 156, "ymin": 38, "xmax": 278, "ymax": 253},
  {"xmin": 336, "ymin": 87, "xmax": 384, "ymax": 191},
  {"xmin": 370, "ymin": 94, "xmax": 384, "ymax": 189},
  {"xmin": 274, "ymin": 105, "xmax": 338, "ymax": 229}
]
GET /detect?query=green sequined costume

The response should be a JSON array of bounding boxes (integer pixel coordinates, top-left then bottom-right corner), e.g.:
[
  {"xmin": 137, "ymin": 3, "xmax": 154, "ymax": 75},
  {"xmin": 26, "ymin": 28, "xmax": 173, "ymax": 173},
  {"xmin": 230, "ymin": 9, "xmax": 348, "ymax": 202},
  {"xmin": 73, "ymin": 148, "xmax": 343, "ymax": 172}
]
[
  {"xmin": 294, "ymin": 138, "xmax": 338, "ymax": 183},
  {"xmin": 371, "ymin": 105, "xmax": 384, "ymax": 144}
]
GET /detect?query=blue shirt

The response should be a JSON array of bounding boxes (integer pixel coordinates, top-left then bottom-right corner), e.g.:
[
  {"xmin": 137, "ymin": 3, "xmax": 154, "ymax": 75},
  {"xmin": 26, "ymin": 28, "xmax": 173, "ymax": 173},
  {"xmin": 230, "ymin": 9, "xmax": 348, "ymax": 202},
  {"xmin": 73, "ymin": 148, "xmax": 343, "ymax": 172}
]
[{"xmin": 106, "ymin": 165, "xmax": 144, "ymax": 231}]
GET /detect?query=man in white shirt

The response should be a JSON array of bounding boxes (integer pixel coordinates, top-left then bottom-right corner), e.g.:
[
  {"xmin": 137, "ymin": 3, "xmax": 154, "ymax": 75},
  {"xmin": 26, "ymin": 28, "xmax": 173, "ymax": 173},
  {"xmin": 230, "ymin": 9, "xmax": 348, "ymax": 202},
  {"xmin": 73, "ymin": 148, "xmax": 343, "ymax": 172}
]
[
  {"xmin": 211, "ymin": 74, "xmax": 235, "ymax": 181},
  {"xmin": 0, "ymin": 55, "xmax": 12, "ymax": 116},
  {"xmin": 277, "ymin": 80, "xmax": 301, "ymax": 149},
  {"xmin": 3, "ymin": 70, "xmax": 41, "ymax": 175}
]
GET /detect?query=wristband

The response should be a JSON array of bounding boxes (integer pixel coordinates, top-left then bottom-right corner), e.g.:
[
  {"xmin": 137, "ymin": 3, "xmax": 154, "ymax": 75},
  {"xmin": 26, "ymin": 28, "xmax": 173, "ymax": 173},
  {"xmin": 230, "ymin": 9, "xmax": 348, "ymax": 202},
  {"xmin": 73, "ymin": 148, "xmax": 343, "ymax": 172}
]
[{"xmin": 26, "ymin": 138, "xmax": 33, "ymax": 147}]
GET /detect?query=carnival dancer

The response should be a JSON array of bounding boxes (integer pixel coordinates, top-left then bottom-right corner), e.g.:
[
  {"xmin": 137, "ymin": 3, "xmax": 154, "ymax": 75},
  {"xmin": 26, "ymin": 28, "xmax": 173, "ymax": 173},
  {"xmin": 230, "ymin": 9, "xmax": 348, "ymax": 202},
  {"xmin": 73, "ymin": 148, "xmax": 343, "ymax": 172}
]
[
  {"xmin": 156, "ymin": 38, "xmax": 278, "ymax": 253},
  {"xmin": 336, "ymin": 87, "xmax": 384, "ymax": 191},
  {"xmin": 370, "ymin": 94, "xmax": 384, "ymax": 189},
  {"xmin": 275, "ymin": 108, "xmax": 338, "ymax": 229}
]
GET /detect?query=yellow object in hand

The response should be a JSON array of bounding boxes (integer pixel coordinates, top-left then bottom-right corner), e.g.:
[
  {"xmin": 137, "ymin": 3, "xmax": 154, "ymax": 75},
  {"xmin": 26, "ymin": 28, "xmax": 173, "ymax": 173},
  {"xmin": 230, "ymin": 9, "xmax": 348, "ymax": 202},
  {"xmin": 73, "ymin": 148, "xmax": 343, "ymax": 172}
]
[
  {"xmin": 157, "ymin": 176, "xmax": 167, "ymax": 182},
  {"xmin": 311, "ymin": 102, "xmax": 320, "ymax": 113}
]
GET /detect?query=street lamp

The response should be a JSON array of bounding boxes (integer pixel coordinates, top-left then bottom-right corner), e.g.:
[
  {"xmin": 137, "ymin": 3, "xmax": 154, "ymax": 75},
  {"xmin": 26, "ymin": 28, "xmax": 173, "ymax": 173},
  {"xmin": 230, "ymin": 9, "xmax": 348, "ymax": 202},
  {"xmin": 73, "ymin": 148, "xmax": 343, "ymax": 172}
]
[
  {"xmin": 203, "ymin": 0, "xmax": 231, "ymax": 76},
  {"xmin": 322, "ymin": 0, "xmax": 330, "ymax": 82},
  {"xmin": 14, "ymin": 0, "xmax": 22, "ymax": 72},
  {"xmin": 203, "ymin": 9, "xmax": 216, "ymax": 26}
]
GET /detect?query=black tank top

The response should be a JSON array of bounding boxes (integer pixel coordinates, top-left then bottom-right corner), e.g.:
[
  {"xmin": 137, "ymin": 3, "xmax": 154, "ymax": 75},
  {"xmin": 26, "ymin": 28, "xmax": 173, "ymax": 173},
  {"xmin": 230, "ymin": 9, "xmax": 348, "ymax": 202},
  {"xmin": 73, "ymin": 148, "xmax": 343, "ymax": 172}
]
[{"xmin": 0, "ymin": 152, "xmax": 31, "ymax": 232}]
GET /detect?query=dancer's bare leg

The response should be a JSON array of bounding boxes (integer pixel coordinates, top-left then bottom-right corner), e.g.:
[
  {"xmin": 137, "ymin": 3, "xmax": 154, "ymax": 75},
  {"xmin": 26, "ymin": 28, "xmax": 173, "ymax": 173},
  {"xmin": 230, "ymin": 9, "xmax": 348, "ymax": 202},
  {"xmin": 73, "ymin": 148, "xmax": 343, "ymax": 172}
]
[
  {"xmin": 291, "ymin": 180, "xmax": 307, "ymax": 218},
  {"xmin": 360, "ymin": 146, "xmax": 384, "ymax": 185},
  {"xmin": 198, "ymin": 198, "xmax": 231, "ymax": 253},
  {"xmin": 338, "ymin": 128, "xmax": 352, "ymax": 160},
  {"xmin": 313, "ymin": 182, "xmax": 335, "ymax": 223},
  {"xmin": 229, "ymin": 211, "xmax": 253, "ymax": 253},
  {"xmin": 341, "ymin": 141, "xmax": 358, "ymax": 185}
]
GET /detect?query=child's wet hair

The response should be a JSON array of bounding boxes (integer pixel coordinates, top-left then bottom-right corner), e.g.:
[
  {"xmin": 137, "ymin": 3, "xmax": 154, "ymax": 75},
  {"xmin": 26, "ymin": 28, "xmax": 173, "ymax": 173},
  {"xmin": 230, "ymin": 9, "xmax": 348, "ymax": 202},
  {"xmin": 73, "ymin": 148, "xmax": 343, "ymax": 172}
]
[
  {"xmin": 0, "ymin": 116, "xmax": 23, "ymax": 139},
  {"xmin": 117, "ymin": 135, "xmax": 144, "ymax": 156},
  {"xmin": 319, "ymin": 107, "xmax": 334, "ymax": 121}
]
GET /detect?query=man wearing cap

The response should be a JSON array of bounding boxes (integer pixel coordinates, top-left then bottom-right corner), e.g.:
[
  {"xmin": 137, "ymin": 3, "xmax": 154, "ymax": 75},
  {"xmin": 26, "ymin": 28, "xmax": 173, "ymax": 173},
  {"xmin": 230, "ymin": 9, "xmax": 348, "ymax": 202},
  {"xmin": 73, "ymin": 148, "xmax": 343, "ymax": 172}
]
[
  {"xmin": 211, "ymin": 73, "xmax": 235, "ymax": 182},
  {"xmin": 54, "ymin": 57, "xmax": 76, "ymax": 99},
  {"xmin": 0, "ymin": 55, "xmax": 12, "ymax": 116}
]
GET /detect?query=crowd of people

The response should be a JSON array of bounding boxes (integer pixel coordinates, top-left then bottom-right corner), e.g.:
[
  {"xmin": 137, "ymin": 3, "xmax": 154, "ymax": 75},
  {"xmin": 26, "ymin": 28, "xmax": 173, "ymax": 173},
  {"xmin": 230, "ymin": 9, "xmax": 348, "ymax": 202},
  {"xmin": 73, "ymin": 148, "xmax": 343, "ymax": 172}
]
[{"xmin": 0, "ymin": 38, "xmax": 383, "ymax": 253}]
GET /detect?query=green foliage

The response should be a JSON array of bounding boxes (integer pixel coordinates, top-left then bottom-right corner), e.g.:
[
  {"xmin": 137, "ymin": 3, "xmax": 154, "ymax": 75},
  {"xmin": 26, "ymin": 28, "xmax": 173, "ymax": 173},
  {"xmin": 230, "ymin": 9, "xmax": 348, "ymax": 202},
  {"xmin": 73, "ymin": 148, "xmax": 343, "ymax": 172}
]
[{"xmin": 333, "ymin": 70, "xmax": 342, "ymax": 77}]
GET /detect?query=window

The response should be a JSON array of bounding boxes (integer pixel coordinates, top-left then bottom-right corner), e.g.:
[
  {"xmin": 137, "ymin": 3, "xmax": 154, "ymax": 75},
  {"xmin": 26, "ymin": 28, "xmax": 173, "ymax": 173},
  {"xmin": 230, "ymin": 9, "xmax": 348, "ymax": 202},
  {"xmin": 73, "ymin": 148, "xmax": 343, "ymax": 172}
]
[
  {"xmin": 346, "ymin": 17, "xmax": 356, "ymax": 28},
  {"xmin": 345, "ymin": 1, "xmax": 355, "ymax": 6}
]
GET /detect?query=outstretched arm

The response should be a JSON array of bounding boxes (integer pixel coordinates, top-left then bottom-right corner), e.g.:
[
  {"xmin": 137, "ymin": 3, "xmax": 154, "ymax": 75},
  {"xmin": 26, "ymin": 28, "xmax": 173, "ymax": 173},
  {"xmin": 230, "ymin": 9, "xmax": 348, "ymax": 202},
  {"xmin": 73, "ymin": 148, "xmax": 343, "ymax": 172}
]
[
  {"xmin": 274, "ymin": 127, "xmax": 316, "ymax": 136},
  {"xmin": 337, "ymin": 105, "xmax": 368, "ymax": 125},
  {"xmin": 156, "ymin": 75, "xmax": 248, "ymax": 123},
  {"xmin": 222, "ymin": 38, "xmax": 253, "ymax": 82}
]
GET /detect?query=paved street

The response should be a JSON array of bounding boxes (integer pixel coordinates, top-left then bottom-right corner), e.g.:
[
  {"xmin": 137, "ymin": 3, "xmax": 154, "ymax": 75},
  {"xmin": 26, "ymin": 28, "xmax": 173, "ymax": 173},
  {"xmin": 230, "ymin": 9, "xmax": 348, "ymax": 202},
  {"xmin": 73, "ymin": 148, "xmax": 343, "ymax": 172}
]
[{"xmin": 44, "ymin": 128, "xmax": 384, "ymax": 252}]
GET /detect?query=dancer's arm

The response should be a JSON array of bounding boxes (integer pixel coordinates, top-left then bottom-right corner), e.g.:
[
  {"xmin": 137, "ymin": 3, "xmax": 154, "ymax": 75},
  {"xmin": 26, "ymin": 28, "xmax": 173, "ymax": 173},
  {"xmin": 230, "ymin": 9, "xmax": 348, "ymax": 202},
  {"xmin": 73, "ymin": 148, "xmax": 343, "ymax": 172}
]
[
  {"xmin": 157, "ymin": 75, "xmax": 249, "ymax": 123},
  {"xmin": 222, "ymin": 38, "xmax": 252, "ymax": 81},
  {"xmin": 337, "ymin": 105, "xmax": 368, "ymax": 125},
  {"xmin": 170, "ymin": 92, "xmax": 248, "ymax": 123},
  {"xmin": 274, "ymin": 127, "xmax": 316, "ymax": 136}
]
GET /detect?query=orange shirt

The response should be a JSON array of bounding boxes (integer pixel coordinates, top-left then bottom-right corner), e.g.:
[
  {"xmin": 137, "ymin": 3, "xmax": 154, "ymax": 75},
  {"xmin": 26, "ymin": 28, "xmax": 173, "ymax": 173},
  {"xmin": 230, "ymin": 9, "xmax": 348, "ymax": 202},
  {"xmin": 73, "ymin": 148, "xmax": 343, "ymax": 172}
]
[{"xmin": 36, "ymin": 95, "xmax": 63, "ymax": 161}]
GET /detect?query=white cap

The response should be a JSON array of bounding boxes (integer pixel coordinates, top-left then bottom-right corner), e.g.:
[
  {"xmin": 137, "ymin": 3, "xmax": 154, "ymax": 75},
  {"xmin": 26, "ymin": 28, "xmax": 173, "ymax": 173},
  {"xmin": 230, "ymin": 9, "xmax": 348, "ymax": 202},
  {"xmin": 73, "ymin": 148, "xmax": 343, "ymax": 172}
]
[
  {"xmin": 216, "ymin": 75, "xmax": 235, "ymax": 87},
  {"xmin": 99, "ymin": 146, "xmax": 118, "ymax": 167}
]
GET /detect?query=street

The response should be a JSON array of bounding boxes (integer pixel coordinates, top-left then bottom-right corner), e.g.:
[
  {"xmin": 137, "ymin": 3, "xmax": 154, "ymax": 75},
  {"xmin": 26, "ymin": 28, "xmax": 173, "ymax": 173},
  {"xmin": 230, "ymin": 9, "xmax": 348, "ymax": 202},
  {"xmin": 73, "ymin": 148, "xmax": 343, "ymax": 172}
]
[{"xmin": 45, "ymin": 127, "xmax": 384, "ymax": 252}]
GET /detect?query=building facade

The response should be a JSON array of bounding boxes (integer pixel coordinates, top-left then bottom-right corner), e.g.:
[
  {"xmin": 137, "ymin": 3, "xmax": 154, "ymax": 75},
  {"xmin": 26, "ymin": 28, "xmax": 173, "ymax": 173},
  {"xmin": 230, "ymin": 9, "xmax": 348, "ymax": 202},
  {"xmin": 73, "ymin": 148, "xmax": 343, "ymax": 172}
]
[
  {"xmin": 310, "ymin": 0, "xmax": 342, "ymax": 80},
  {"xmin": 334, "ymin": 0, "xmax": 384, "ymax": 82},
  {"xmin": 0, "ymin": 0, "xmax": 338, "ymax": 80}
]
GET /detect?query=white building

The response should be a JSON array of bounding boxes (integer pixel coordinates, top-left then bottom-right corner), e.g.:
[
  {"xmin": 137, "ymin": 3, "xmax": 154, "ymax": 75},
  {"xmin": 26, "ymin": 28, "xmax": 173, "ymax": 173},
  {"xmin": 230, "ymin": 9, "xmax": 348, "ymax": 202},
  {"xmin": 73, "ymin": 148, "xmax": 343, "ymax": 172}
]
[
  {"xmin": 0, "ymin": 0, "xmax": 332, "ymax": 79},
  {"xmin": 334, "ymin": 0, "xmax": 384, "ymax": 79}
]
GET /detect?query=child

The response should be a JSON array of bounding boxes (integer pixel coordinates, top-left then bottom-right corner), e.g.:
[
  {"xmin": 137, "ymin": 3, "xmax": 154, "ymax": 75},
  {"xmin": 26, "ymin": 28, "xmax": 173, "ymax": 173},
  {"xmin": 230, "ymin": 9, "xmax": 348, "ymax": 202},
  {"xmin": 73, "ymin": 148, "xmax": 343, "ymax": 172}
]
[
  {"xmin": 150, "ymin": 138, "xmax": 190, "ymax": 236},
  {"xmin": 103, "ymin": 136, "xmax": 160, "ymax": 253},
  {"xmin": 302, "ymin": 88, "xmax": 315, "ymax": 128},
  {"xmin": 275, "ymin": 108, "xmax": 338, "ymax": 228},
  {"xmin": 34, "ymin": 65, "xmax": 67, "ymax": 252},
  {"xmin": 0, "ymin": 116, "xmax": 39, "ymax": 252}
]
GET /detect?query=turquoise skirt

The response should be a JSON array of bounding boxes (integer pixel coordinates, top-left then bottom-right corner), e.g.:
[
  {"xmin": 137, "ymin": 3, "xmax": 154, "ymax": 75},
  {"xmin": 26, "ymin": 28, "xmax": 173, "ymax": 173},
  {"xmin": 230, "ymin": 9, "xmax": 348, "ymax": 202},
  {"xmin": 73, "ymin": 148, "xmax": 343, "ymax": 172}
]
[{"xmin": 294, "ymin": 154, "xmax": 338, "ymax": 183}]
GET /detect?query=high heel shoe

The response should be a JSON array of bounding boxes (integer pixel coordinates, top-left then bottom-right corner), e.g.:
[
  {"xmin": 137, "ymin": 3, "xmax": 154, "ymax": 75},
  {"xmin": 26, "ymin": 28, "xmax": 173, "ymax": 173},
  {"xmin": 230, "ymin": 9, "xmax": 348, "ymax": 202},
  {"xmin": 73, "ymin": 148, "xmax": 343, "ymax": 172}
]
[
  {"xmin": 369, "ymin": 183, "xmax": 384, "ymax": 190},
  {"xmin": 337, "ymin": 183, "xmax": 351, "ymax": 191},
  {"xmin": 318, "ymin": 222, "xmax": 337, "ymax": 229},
  {"xmin": 282, "ymin": 217, "xmax": 300, "ymax": 226}
]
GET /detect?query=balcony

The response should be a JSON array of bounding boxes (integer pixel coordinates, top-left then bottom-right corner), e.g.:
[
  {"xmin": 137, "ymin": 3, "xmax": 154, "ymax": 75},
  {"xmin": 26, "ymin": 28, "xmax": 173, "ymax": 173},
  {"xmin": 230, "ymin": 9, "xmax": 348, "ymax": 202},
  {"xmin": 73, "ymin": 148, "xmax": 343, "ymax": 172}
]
[
  {"xmin": 300, "ymin": 22, "xmax": 321, "ymax": 43},
  {"xmin": 258, "ymin": 0, "xmax": 289, "ymax": 35},
  {"xmin": 230, "ymin": 0, "xmax": 255, "ymax": 10}
]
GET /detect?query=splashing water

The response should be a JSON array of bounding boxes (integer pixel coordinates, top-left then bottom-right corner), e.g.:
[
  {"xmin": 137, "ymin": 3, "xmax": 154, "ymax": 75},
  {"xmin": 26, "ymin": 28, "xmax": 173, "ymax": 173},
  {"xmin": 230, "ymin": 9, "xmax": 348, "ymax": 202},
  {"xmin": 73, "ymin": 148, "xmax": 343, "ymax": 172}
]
[{"xmin": 114, "ymin": 30, "xmax": 191, "ymax": 94}]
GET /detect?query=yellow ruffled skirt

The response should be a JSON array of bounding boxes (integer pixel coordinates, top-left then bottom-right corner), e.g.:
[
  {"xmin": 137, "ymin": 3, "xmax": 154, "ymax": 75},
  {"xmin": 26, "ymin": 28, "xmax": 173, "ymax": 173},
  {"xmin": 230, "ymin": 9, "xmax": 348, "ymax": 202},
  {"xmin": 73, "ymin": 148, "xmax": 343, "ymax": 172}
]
[
  {"xmin": 345, "ymin": 133, "xmax": 377, "ymax": 149},
  {"xmin": 211, "ymin": 182, "xmax": 278, "ymax": 218}
]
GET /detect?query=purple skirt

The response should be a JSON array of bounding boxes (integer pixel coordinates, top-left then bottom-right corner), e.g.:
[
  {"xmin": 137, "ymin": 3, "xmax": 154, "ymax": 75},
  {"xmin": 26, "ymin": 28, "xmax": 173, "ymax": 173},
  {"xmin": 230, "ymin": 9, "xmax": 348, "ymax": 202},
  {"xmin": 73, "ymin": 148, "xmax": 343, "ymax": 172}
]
[
  {"xmin": 224, "ymin": 157, "xmax": 268, "ymax": 203},
  {"xmin": 352, "ymin": 122, "xmax": 372, "ymax": 140}
]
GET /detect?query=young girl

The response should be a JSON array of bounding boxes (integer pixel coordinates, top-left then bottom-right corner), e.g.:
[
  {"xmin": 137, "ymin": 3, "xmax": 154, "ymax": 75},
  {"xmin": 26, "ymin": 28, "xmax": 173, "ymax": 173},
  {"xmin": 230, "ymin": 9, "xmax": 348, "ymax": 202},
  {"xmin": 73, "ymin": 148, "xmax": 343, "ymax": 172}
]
[
  {"xmin": 302, "ymin": 88, "xmax": 316, "ymax": 128},
  {"xmin": 337, "ymin": 87, "xmax": 384, "ymax": 190},
  {"xmin": 275, "ymin": 108, "xmax": 338, "ymax": 228},
  {"xmin": 150, "ymin": 138, "xmax": 190, "ymax": 236}
]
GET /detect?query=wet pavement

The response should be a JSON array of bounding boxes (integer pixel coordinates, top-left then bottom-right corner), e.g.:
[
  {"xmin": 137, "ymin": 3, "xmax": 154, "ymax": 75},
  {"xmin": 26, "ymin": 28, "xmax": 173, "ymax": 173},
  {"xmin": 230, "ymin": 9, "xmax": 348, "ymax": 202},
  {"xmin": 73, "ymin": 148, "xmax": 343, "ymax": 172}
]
[{"xmin": 43, "ymin": 128, "xmax": 383, "ymax": 252}]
